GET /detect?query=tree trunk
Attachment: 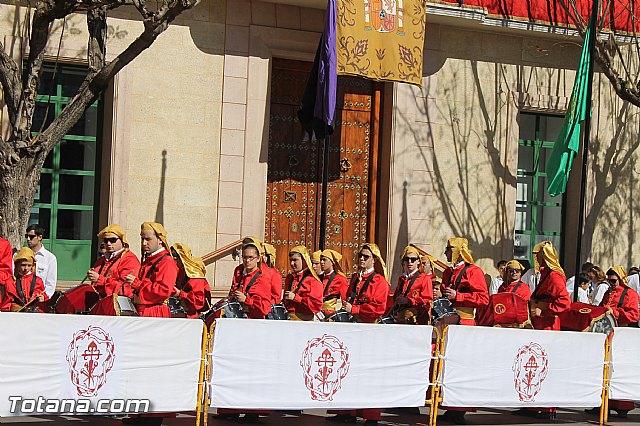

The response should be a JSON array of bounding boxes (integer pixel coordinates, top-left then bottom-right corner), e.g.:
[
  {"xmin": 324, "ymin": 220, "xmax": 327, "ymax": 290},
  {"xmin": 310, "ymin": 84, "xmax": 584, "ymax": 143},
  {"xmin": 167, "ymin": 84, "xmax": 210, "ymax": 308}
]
[{"xmin": 0, "ymin": 155, "xmax": 44, "ymax": 249}]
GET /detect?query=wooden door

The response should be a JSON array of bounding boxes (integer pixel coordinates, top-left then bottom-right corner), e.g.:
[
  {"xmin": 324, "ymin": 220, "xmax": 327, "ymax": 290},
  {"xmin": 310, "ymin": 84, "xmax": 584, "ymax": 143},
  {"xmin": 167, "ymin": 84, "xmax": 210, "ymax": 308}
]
[{"xmin": 265, "ymin": 59, "xmax": 382, "ymax": 277}]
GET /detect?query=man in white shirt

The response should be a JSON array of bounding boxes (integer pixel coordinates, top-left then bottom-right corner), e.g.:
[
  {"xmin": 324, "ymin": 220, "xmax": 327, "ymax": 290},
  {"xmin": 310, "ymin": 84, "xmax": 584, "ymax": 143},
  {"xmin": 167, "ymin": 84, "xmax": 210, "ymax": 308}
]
[
  {"xmin": 489, "ymin": 260, "xmax": 507, "ymax": 295},
  {"xmin": 25, "ymin": 224, "xmax": 57, "ymax": 298}
]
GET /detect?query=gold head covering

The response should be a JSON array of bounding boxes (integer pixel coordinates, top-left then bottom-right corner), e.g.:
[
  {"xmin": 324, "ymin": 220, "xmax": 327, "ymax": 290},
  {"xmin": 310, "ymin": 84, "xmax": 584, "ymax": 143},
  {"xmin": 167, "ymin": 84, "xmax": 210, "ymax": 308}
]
[
  {"xmin": 290, "ymin": 245, "xmax": 320, "ymax": 282},
  {"xmin": 447, "ymin": 238, "xmax": 474, "ymax": 265},
  {"xmin": 262, "ymin": 243, "xmax": 276, "ymax": 267},
  {"xmin": 171, "ymin": 243, "xmax": 206, "ymax": 279},
  {"xmin": 361, "ymin": 243, "xmax": 388, "ymax": 282},
  {"xmin": 401, "ymin": 246, "xmax": 423, "ymax": 272},
  {"xmin": 242, "ymin": 236, "xmax": 265, "ymax": 257},
  {"xmin": 533, "ymin": 241, "xmax": 564, "ymax": 276},
  {"xmin": 97, "ymin": 224, "xmax": 129, "ymax": 250},
  {"xmin": 505, "ymin": 259, "xmax": 525, "ymax": 271},
  {"xmin": 14, "ymin": 247, "xmax": 36, "ymax": 266},
  {"xmin": 607, "ymin": 266, "xmax": 629, "ymax": 287},
  {"xmin": 141, "ymin": 222, "xmax": 169, "ymax": 249},
  {"xmin": 321, "ymin": 249, "xmax": 345, "ymax": 276},
  {"xmin": 311, "ymin": 250, "xmax": 322, "ymax": 263}
]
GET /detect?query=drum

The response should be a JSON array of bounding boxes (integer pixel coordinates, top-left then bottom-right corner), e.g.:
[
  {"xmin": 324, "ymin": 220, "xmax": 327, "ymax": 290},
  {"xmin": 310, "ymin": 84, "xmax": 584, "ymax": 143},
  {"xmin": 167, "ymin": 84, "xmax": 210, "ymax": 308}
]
[
  {"xmin": 431, "ymin": 297, "xmax": 460, "ymax": 329},
  {"xmin": 202, "ymin": 298, "xmax": 246, "ymax": 327},
  {"xmin": 167, "ymin": 296, "xmax": 187, "ymax": 318},
  {"xmin": 477, "ymin": 292, "xmax": 530, "ymax": 327},
  {"xmin": 89, "ymin": 295, "xmax": 138, "ymax": 316},
  {"xmin": 267, "ymin": 304, "xmax": 289, "ymax": 320},
  {"xmin": 325, "ymin": 310, "xmax": 354, "ymax": 323},
  {"xmin": 558, "ymin": 302, "xmax": 617, "ymax": 334},
  {"xmin": 55, "ymin": 284, "xmax": 100, "ymax": 314},
  {"xmin": 376, "ymin": 315, "xmax": 396, "ymax": 324}
]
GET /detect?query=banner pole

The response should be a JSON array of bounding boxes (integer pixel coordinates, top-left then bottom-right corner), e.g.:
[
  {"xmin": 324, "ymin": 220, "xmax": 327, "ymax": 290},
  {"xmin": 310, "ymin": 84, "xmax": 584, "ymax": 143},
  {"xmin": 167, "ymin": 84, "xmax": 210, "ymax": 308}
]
[
  {"xmin": 430, "ymin": 326, "xmax": 448, "ymax": 426},
  {"xmin": 203, "ymin": 324, "xmax": 215, "ymax": 426},
  {"xmin": 600, "ymin": 333, "xmax": 611, "ymax": 425},
  {"xmin": 195, "ymin": 323, "xmax": 208, "ymax": 426}
]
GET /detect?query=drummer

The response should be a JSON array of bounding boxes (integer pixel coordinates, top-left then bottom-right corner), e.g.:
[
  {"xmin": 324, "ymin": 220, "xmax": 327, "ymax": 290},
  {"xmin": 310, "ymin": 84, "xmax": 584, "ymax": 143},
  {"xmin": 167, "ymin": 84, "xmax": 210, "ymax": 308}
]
[
  {"xmin": 529, "ymin": 241, "xmax": 571, "ymax": 330},
  {"xmin": 124, "ymin": 222, "xmax": 178, "ymax": 317},
  {"xmin": 389, "ymin": 245, "xmax": 433, "ymax": 324},
  {"xmin": 6, "ymin": 248, "xmax": 48, "ymax": 311},
  {"xmin": 436, "ymin": 238, "xmax": 487, "ymax": 425},
  {"xmin": 497, "ymin": 260, "xmax": 531, "ymax": 301},
  {"xmin": 87, "ymin": 224, "xmax": 140, "ymax": 298},
  {"xmin": 319, "ymin": 249, "xmax": 349, "ymax": 317},
  {"xmin": 311, "ymin": 250, "xmax": 323, "ymax": 277},
  {"xmin": 283, "ymin": 246, "xmax": 322, "ymax": 321},
  {"xmin": 231, "ymin": 240, "xmax": 272, "ymax": 319},
  {"xmin": 262, "ymin": 242, "xmax": 283, "ymax": 304},
  {"xmin": 171, "ymin": 243, "xmax": 211, "ymax": 318}
]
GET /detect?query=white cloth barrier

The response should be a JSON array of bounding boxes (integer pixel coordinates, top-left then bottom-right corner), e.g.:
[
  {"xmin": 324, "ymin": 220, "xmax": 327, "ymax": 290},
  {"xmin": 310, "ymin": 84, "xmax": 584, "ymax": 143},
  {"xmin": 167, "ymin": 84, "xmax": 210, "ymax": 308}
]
[
  {"xmin": 209, "ymin": 319, "xmax": 432, "ymax": 409},
  {"xmin": 441, "ymin": 325, "xmax": 605, "ymax": 408},
  {"xmin": 610, "ymin": 327, "xmax": 640, "ymax": 401},
  {"xmin": 0, "ymin": 313, "xmax": 203, "ymax": 416}
]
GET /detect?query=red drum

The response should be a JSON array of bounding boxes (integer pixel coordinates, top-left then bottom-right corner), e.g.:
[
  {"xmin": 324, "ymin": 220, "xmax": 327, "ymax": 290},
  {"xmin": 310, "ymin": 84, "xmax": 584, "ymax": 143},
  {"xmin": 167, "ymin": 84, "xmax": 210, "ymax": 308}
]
[
  {"xmin": 89, "ymin": 294, "xmax": 138, "ymax": 316},
  {"xmin": 476, "ymin": 293, "xmax": 530, "ymax": 327},
  {"xmin": 558, "ymin": 302, "xmax": 617, "ymax": 334},
  {"xmin": 55, "ymin": 284, "xmax": 100, "ymax": 314}
]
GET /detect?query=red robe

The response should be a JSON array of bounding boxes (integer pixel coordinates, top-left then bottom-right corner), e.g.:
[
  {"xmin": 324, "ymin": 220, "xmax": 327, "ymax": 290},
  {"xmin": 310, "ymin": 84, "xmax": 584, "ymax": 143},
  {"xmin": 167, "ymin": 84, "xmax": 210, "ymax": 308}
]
[
  {"xmin": 231, "ymin": 267, "xmax": 272, "ymax": 319},
  {"xmin": 132, "ymin": 250, "xmax": 178, "ymax": 317},
  {"xmin": 0, "ymin": 238, "xmax": 12, "ymax": 311},
  {"xmin": 284, "ymin": 270, "xmax": 323, "ymax": 320},
  {"xmin": 498, "ymin": 279, "xmax": 532, "ymax": 301},
  {"xmin": 266, "ymin": 266, "xmax": 283, "ymax": 304},
  {"xmin": 176, "ymin": 271, "xmax": 211, "ymax": 318},
  {"xmin": 92, "ymin": 250, "xmax": 140, "ymax": 298},
  {"xmin": 6, "ymin": 273, "xmax": 49, "ymax": 311},
  {"xmin": 393, "ymin": 271, "xmax": 433, "ymax": 324},
  {"xmin": 348, "ymin": 270, "xmax": 389, "ymax": 323},
  {"xmin": 530, "ymin": 268, "xmax": 571, "ymax": 330},
  {"xmin": 440, "ymin": 263, "xmax": 489, "ymax": 326},
  {"xmin": 601, "ymin": 285, "xmax": 639, "ymax": 327}
]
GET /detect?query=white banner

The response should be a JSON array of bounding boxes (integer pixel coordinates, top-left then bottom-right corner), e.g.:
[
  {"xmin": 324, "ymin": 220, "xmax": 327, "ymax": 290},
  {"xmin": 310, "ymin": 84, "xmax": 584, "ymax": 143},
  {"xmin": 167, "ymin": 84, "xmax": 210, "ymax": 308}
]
[
  {"xmin": 610, "ymin": 327, "xmax": 640, "ymax": 401},
  {"xmin": 441, "ymin": 325, "xmax": 605, "ymax": 408},
  {"xmin": 0, "ymin": 313, "xmax": 203, "ymax": 416},
  {"xmin": 210, "ymin": 319, "xmax": 432, "ymax": 409}
]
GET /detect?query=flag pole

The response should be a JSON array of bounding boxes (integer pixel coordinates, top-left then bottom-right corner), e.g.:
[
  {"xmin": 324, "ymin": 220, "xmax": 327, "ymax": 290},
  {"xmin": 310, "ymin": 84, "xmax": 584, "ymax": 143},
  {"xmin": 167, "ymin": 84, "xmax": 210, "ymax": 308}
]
[
  {"xmin": 319, "ymin": 126, "xmax": 330, "ymax": 250},
  {"xmin": 573, "ymin": 0, "xmax": 598, "ymax": 302}
]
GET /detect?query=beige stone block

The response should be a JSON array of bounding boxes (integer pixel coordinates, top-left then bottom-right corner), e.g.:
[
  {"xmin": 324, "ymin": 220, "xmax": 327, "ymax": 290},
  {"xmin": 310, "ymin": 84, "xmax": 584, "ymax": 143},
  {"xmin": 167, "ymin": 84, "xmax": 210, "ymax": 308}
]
[
  {"xmin": 187, "ymin": 22, "xmax": 226, "ymax": 53},
  {"xmin": 217, "ymin": 207, "xmax": 242, "ymax": 235},
  {"xmin": 224, "ymin": 54, "xmax": 248, "ymax": 78},
  {"xmin": 409, "ymin": 218, "xmax": 432, "ymax": 241},
  {"xmin": 227, "ymin": 0, "xmax": 251, "ymax": 26},
  {"xmin": 276, "ymin": 4, "xmax": 301, "ymax": 30},
  {"xmin": 217, "ymin": 233, "xmax": 242, "ymax": 248},
  {"xmin": 218, "ymin": 182, "xmax": 244, "ymax": 208},
  {"xmin": 440, "ymin": 27, "xmax": 481, "ymax": 58},
  {"xmin": 247, "ymin": 56, "xmax": 270, "ymax": 100},
  {"xmin": 222, "ymin": 102, "xmax": 246, "ymax": 130},
  {"xmin": 411, "ymin": 145, "xmax": 433, "ymax": 171},
  {"xmin": 223, "ymin": 76, "xmax": 248, "ymax": 104},
  {"xmin": 225, "ymin": 25, "xmax": 250, "ymax": 54},
  {"xmin": 408, "ymin": 193, "xmax": 432, "ymax": 220},
  {"xmin": 303, "ymin": 7, "xmax": 326, "ymax": 33},
  {"xmin": 219, "ymin": 154, "xmax": 245, "ymax": 182},
  {"xmin": 214, "ymin": 259, "xmax": 239, "ymax": 289},
  {"xmin": 221, "ymin": 129, "xmax": 246, "ymax": 156},
  {"xmin": 208, "ymin": 0, "xmax": 227, "ymax": 24},
  {"xmin": 251, "ymin": 1, "xmax": 276, "ymax": 26}
]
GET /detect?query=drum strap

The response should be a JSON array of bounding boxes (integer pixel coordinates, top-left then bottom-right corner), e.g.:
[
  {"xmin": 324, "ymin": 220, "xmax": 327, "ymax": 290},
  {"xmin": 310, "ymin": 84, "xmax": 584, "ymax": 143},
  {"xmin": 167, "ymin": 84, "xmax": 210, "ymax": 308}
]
[
  {"xmin": 14, "ymin": 274, "xmax": 37, "ymax": 305},
  {"xmin": 99, "ymin": 251, "xmax": 124, "ymax": 277},
  {"xmin": 243, "ymin": 271, "xmax": 263, "ymax": 294},
  {"xmin": 144, "ymin": 253, "xmax": 170, "ymax": 279},
  {"xmin": 323, "ymin": 272, "xmax": 337, "ymax": 296},
  {"xmin": 618, "ymin": 287, "xmax": 629, "ymax": 308},
  {"xmin": 453, "ymin": 264, "xmax": 471, "ymax": 291},
  {"xmin": 512, "ymin": 280, "xmax": 523, "ymax": 294},
  {"xmin": 399, "ymin": 272, "xmax": 421, "ymax": 298},
  {"xmin": 349, "ymin": 272, "xmax": 377, "ymax": 304}
]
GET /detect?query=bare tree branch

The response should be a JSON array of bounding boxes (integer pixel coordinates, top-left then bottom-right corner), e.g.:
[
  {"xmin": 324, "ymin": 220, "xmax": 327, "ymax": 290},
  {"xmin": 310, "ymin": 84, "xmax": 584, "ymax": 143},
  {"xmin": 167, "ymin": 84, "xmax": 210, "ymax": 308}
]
[
  {"xmin": 0, "ymin": 40, "xmax": 21, "ymax": 127},
  {"xmin": 87, "ymin": 5, "xmax": 107, "ymax": 74}
]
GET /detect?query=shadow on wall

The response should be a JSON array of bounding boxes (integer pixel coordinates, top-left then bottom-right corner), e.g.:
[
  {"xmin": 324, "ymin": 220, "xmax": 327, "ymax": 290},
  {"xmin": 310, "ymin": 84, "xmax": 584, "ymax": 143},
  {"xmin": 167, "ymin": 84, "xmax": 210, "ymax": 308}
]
[
  {"xmin": 390, "ymin": 181, "xmax": 409, "ymax": 287},
  {"xmin": 155, "ymin": 150, "xmax": 167, "ymax": 224}
]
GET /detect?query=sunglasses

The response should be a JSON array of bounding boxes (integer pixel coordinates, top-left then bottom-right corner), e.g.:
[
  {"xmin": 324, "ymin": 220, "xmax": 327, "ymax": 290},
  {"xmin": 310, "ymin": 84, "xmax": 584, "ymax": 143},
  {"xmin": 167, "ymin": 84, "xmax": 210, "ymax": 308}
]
[
  {"xmin": 103, "ymin": 237, "xmax": 119, "ymax": 244},
  {"xmin": 403, "ymin": 257, "xmax": 419, "ymax": 263},
  {"xmin": 507, "ymin": 269, "xmax": 522, "ymax": 274},
  {"xmin": 243, "ymin": 255, "xmax": 258, "ymax": 260},
  {"xmin": 25, "ymin": 234, "xmax": 38, "ymax": 240},
  {"xmin": 358, "ymin": 253, "xmax": 371, "ymax": 260},
  {"xmin": 607, "ymin": 278, "xmax": 619, "ymax": 284}
]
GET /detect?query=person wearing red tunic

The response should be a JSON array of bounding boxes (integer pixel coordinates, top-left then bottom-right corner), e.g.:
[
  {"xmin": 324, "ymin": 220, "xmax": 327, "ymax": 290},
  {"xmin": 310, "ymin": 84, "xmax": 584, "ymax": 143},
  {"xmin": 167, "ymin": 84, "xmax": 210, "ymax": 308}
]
[
  {"xmin": 170, "ymin": 243, "xmax": 211, "ymax": 318},
  {"xmin": 0, "ymin": 236, "xmax": 13, "ymax": 311},
  {"xmin": 390, "ymin": 245, "xmax": 433, "ymax": 324},
  {"xmin": 332, "ymin": 243, "xmax": 389, "ymax": 425},
  {"xmin": 6, "ymin": 247, "xmax": 48, "ymax": 312},
  {"xmin": 319, "ymin": 249, "xmax": 349, "ymax": 318},
  {"xmin": 125, "ymin": 222, "xmax": 178, "ymax": 318},
  {"xmin": 87, "ymin": 224, "xmax": 140, "ymax": 298},
  {"xmin": 435, "ymin": 238, "xmax": 488, "ymax": 425},
  {"xmin": 230, "ymin": 242, "xmax": 272, "ymax": 319},
  {"xmin": 498, "ymin": 260, "xmax": 532, "ymax": 301},
  {"xmin": 262, "ymin": 242, "xmax": 283, "ymax": 304},
  {"xmin": 283, "ymin": 245, "xmax": 322, "ymax": 321},
  {"xmin": 601, "ymin": 266, "xmax": 639, "ymax": 418}
]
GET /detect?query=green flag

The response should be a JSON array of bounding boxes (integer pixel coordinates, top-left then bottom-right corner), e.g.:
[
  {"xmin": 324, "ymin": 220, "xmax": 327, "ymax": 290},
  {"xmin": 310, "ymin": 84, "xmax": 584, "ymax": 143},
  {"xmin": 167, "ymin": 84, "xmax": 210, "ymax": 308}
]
[{"xmin": 546, "ymin": 9, "xmax": 597, "ymax": 197}]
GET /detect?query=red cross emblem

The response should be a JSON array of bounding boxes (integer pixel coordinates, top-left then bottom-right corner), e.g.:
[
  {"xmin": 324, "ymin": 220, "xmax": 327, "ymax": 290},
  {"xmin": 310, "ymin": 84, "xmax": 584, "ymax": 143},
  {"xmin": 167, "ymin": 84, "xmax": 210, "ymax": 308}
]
[
  {"xmin": 512, "ymin": 342, "xmax": 549, "ymax": 402},
  {"xmin": 66, "ymin": 326, "xmax": 115, "ymax": 397},
  {"xmin": 301, "ymin": 334, "xmax": 350, "ymax": 401}
]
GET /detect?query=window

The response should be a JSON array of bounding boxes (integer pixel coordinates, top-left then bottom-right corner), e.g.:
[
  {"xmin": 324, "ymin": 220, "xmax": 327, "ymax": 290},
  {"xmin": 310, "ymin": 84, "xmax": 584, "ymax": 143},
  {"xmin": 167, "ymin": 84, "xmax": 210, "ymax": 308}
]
[
  {"xmin": 514, "ymin": 113, "xmax": 565, "ymax": 269},
  {"xmin": 31, "ymin": 63, "xmax": 101, "ymax": 280}
]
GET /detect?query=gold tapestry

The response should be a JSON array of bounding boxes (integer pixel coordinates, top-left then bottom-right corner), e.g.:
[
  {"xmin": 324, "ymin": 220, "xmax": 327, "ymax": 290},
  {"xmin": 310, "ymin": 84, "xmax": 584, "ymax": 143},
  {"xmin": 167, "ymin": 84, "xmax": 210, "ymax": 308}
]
[{"xmin": 336, "ymin": 0, "xmax": 426, "ymax": 87}]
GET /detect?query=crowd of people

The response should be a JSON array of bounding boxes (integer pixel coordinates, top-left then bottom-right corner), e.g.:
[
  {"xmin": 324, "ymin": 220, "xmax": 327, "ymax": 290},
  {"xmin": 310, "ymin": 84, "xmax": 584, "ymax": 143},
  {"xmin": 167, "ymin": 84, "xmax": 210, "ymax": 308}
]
[{"xmin": 0, "ymin": 222, "xmax": 638, "ymax": 425}]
